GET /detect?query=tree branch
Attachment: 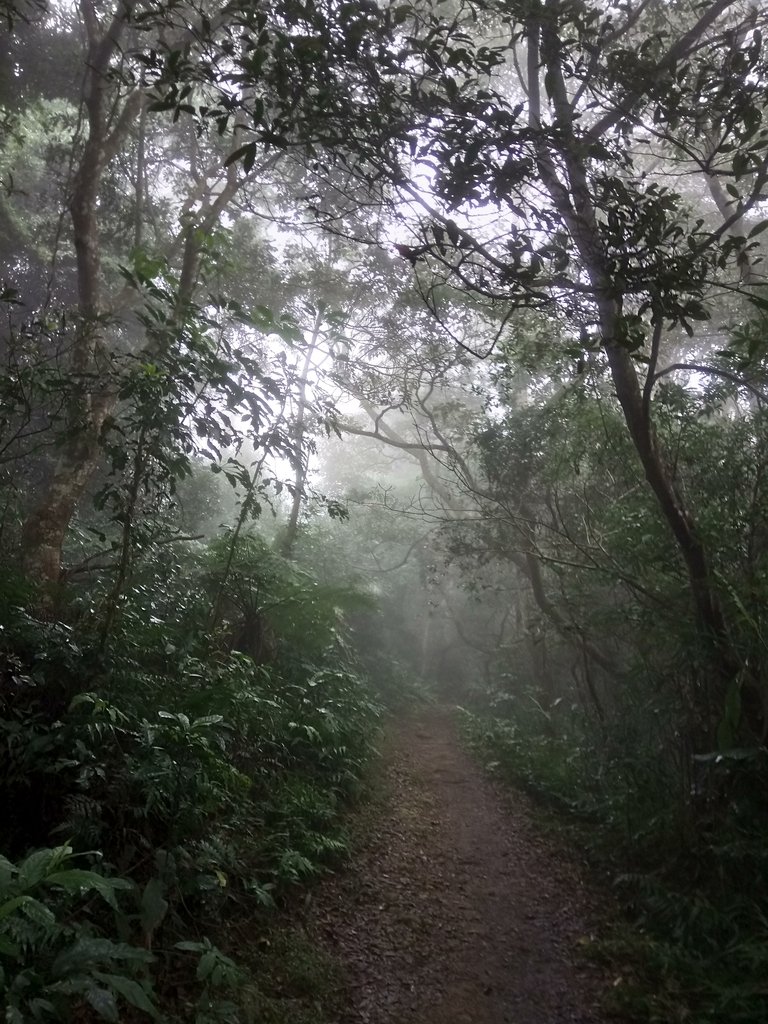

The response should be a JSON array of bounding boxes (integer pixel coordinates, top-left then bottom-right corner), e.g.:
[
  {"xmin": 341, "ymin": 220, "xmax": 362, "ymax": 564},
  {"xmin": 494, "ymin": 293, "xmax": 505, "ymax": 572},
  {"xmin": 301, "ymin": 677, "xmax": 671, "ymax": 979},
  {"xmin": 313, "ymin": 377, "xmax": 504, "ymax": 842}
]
[{"xmin": 652, "ymin": 362, "xmax": 768, "ymax": 403}]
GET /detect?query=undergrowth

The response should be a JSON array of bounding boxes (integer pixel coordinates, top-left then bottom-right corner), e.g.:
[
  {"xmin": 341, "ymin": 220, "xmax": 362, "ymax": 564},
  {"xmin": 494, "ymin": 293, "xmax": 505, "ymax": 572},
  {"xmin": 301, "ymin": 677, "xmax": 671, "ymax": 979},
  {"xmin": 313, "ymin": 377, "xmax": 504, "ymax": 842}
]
[
  {"xmin": 0, "ymin": 536, "xmax": 383, "ymax": 1022},
  {"xmin": 238, "ymin": 927, "xmax": 342, "ymax": 1024},
  {"xmin": 461, "ymin": 697, "xmax": 768, "ymax": 1024}
]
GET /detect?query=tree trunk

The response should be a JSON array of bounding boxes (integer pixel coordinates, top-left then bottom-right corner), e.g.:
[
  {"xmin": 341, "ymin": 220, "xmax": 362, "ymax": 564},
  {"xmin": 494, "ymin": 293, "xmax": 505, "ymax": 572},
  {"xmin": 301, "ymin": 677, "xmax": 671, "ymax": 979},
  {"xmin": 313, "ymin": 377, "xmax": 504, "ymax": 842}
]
[
  {"xmin": 20, "ymin": 0, "xmax": 132, "ymax": 587},
  {"xmin": 19, "ymin": 0, "xmax": 242, "ymax": 587},
  {"xmin": 20, "ymin": 436, "xmax": 103, "ymax": 588},
  {"xmin": 280, "ymin": 312, "xmax": 323, "ymax": 559},
  {"xmin": 528, "ymin": 6, "xmax": 739, "ymax": 715},
  {"xmin": 604, "ymin": 341, "xmax": 731, "ymax": 660}
]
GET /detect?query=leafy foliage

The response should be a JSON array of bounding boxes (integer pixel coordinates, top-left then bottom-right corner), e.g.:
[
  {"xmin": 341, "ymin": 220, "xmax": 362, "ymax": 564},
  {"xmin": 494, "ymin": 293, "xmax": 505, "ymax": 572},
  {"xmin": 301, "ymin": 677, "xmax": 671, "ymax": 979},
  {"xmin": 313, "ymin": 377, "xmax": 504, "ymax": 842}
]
[
  {"xmin": 0, "ymin": 536, "xmax": 381, "ymax": 1020},
  {"xmin": 0, "ymin": 845, "xmax": 155, "ymax": 1023},
  {"xmin": 463, "ymin": 691, "xmax": 768, "ymax": 1024},
  {"xmin": 5, "ymin": 0, "xmax": 768, "ymax": 1020}
]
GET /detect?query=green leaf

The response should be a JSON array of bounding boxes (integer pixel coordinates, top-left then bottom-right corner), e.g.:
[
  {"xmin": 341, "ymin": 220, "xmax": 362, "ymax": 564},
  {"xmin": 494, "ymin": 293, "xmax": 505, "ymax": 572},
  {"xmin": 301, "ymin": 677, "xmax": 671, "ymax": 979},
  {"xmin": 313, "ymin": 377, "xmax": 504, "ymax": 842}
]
[
  {"xmin": 47, "ymin": 869, "xmax": 132, "ymax": 910},
  {"xmin": 139, "ymin": 878, "xmax": 168, "ymax": 938},
  {"xmin": 733, "ymin": 151, "xmax": 749, "ymax": 179},
  {"xmin": 0, "ymin": 897, "xmax": 51, "ymax": 929},
  {"xmin": 85, "ymin": 987, "xmax": 120, "ymax": 1022},
  {"xmin": 191, "ymin": 715, "xmax": 224, "ymax": 729},
  {"xmin": 18, "ymin": 896, "xmax": 56, "ymax": 927},
  {"xmin": 0, "ymin": 855, "xmax": 15, "ymax": 890},
  {"xmin": 197, "ymin": 949, "xmax": 218, "ymax": 981},
  {"xmin": 52, "ymin": 938, "xmax": 154, "ymax": 978},
  {"xmin": 0, "ymin": 933, "xmax": 21, "ymax": 958},
  {"xmin": 0, "ymin": 895, "xmax": 39, "ymax": 924},
  {"xmin": 175, "ymin": 940, "xmax": 207, "ymax": 953},
  {"xmin": 92, "ymin": 973, "xmax": 159, "ymax": 1019},
  {"xmin": 17, "ymin": 848, "xmax": 65, "ymax": 890},
  {"xmin": 445, "ymin": 219, "xmax": 460, "ymax": 245},
  {"xmin": 224, "ymin": 142, "xmax": 257, "ymax": 172}
]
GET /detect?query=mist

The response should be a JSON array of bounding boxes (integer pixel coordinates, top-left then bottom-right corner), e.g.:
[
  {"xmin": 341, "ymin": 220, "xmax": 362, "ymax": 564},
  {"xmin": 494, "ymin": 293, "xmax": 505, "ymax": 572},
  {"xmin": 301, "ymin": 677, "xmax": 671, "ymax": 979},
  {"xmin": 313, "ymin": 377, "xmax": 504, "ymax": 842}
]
[{"xmin": 2, "ymin": 0, "xmax": 768, "ymax": 1021}]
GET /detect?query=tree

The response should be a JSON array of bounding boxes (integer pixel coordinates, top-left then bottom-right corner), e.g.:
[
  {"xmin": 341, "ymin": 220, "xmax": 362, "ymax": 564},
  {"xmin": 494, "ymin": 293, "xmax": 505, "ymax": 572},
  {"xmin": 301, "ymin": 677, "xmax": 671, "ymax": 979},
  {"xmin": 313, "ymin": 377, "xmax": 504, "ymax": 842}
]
[
  {"xmin": 262, "ymin": 0, "xmax": 768, "ymax": 739},
  {"xmin": 1, "ymin": 0, "xmax": 332, "ymax": 590}
]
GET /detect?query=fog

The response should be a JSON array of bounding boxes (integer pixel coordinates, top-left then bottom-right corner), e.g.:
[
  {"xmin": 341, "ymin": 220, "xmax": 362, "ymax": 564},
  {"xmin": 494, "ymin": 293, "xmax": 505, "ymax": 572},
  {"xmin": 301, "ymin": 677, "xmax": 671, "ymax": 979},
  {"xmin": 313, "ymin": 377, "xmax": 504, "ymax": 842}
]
[{"xmin": 2, "ymin": 0, "xmax": 768, "ymax": 1020}]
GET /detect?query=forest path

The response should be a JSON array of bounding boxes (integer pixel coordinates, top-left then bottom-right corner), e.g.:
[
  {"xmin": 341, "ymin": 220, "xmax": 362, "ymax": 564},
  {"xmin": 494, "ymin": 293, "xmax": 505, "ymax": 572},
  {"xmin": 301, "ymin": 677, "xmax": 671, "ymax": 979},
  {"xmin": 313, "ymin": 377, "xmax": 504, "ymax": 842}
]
[{"xmin": 307, "ymin": 708, "xmax": 616, "ymax": 1024}]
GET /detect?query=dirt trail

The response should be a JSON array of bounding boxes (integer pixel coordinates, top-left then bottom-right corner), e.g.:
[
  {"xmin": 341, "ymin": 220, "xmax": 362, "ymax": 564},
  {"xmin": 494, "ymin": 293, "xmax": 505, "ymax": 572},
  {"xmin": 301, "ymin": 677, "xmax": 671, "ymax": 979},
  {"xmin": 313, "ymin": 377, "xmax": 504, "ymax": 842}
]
[{"xmin": 308, "ymin": 709, "xmax": 617, "ymax": 1024}]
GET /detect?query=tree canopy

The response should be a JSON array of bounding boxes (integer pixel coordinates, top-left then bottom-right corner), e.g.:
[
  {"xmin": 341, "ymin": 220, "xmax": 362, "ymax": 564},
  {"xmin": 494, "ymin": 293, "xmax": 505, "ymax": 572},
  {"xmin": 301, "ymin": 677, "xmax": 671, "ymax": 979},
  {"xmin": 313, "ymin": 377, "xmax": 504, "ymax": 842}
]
[{"xmin": 3, "ymin": 0, "xmax": 768, "ymax": 1020}]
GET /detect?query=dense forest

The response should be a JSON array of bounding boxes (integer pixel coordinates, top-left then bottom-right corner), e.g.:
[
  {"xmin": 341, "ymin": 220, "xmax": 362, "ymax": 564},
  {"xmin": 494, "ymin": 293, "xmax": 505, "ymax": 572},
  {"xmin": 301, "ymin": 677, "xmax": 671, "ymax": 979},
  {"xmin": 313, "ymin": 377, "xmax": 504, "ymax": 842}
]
[{"xmin": 2, "ymin": 0, "xmax": 768, "ymax": 1020}]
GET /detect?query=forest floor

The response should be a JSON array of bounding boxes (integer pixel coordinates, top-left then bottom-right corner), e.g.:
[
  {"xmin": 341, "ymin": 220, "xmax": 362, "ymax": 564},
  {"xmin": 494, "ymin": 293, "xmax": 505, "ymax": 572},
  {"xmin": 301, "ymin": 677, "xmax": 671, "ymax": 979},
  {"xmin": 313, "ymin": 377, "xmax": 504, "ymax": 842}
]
[{"xmin": 303, "ymin": 707, "xmax": 619, "ymax": 1024}]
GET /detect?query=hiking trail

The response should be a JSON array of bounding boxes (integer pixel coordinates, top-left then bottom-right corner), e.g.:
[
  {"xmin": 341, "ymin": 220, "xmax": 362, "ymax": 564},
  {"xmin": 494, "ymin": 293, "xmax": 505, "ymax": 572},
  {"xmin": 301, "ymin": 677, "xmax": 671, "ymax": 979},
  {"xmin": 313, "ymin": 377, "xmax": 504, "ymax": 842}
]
[{"xmin": 307, "ymin": 708, "xmax": 619, "ymax": 1024}]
